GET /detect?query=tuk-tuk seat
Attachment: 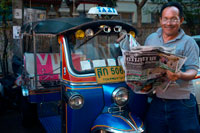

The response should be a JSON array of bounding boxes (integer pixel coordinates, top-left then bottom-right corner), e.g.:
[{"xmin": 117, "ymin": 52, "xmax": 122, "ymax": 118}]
[{"xmin": 24, "ymin": 53, "xmax": 60, "ymax": 83}]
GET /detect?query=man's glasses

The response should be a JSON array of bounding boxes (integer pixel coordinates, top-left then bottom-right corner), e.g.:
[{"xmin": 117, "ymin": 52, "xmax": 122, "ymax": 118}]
[{"xmin": 161, "ymin": 18, "xmax": 180, "ymax": 24}]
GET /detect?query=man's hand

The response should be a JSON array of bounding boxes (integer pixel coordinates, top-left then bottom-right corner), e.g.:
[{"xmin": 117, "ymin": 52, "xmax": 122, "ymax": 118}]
[
  {"xmin": 166, "ymin": 70, "xmax": 181, "ymax": 81},
  {"xmin": 166, "ymin": 69, "xmax": 197, "ymax": 81}
]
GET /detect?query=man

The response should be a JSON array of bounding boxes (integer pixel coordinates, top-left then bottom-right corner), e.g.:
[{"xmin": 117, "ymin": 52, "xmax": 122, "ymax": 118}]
[{"xmin": 144, "ymin": 2, "xmax": 200, "ymax": 133}]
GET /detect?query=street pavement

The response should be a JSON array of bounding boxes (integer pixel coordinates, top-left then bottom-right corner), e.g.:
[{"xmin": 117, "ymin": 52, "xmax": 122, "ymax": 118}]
[{"xmin": 0, "ymin": 109, "xmax": 45, "ymax": 133}]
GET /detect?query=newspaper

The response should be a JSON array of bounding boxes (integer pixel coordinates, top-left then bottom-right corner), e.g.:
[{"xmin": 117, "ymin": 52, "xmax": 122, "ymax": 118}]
[{"xmin": 119, "ymin": 34, "xmax": 187, "ymax": 94}]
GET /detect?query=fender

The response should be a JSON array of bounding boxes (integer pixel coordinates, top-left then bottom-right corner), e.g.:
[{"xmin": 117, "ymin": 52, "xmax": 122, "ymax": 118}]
[{"xmin": 91, "ymin": 113, "xmax": 144, "ymax": 133}]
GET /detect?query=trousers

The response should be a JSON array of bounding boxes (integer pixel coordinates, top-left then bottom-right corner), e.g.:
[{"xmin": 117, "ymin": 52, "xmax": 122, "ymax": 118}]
[{"xmin": 146, "ymin": 94, "xmax": 200, "ymax": 133}]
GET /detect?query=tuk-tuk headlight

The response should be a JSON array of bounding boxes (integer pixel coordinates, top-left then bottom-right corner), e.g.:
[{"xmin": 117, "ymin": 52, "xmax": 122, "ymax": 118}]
[
  {"xmin": 68, "ymin": 93, "xmax": 84, "ymax": 109},
  {"xmin": 114, "ymin": 26, "xmax": 122, "ymax": 33},
  {"xmin": 75, "ymin": 30, "xmax": 85, "ymax": 40},
  {"xmin": 129, "ymin": 31, "xmax": 136, "ymax": 38},
  {"xmin": 103, "ymin": 26, "xmax": 111, "ymax": 33},
  {"xmin": 85, "ymin": 29, "xmax": 94, "ymax": 37},
  {"xmin": 112, "ymin": 87, "xmax": 129, "ymax": 106}
]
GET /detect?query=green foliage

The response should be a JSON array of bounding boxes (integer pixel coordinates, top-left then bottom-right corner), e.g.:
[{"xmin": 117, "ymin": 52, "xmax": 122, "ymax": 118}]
[
  {"xmin": 0, "ymin": 0, "xmax": 12, "ymax": 20},
  {"xmin": 0, "ymin": 0, "xmax": 11, "ymax": 11},
  {"xmin": 102, "ymin": 0, "xmax": 118, "ymax": 7},
  {"xmin": 0, "ymin": 0, "xmax": 12, "ymax": 76}
]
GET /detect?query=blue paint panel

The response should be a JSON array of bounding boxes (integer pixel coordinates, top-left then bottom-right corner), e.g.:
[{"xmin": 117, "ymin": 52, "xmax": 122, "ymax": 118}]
[
  {"xmin": 65, "ymin": 83, "xmax": 146, "ymax": 133},
  {"xmin": 39, "ymin": 115, "xmax": 61, "ymax": 133},
  {"xmin": 29, "ymin": 92, "xmax": 61, "ymax": 103},
  {"xmin": 128, "ymin": 91, "xmax": 148, "ymax": 120},
  {"xmin": 91, "ymin": 112, "xmax": 144, "ymax": 132},
  {"xmin": 66, "ymin": 86, "xmax": 104, "ymax": 133},
  {"xmin": 92, "ymin": 113, "xmax": 134, "ymax": 132},
  {"xmin": 129, "ymin": 112, "xmax": 144, "ymax": 128},
  {"xmin": 37, "ymin": 101, "xmax": 60, "ymax": 117},
  {"xmin": 103, "ymin": 82, "xmax": 127, "ymax": 106}
]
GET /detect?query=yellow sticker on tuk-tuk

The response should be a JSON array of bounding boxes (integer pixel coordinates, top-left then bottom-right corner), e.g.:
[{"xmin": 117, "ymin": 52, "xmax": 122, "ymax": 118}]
[{"xmin": 95, "ymin": 66, "xmax": 125, "ymax": 84}]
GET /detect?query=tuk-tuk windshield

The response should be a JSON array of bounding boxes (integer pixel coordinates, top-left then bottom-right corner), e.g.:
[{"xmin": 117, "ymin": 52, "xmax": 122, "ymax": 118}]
[{"xmin": 70, "ymin": 34, "xmax": 122, "ymax": 72}]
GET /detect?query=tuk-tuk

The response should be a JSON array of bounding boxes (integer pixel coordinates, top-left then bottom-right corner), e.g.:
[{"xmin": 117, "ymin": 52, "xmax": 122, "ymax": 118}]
[{"xmin": 21, "ymin": 7, "xmax": 147, "ymax": 133}]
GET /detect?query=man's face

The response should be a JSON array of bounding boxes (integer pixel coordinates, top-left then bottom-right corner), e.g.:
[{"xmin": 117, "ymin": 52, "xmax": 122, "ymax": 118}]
[{"xmin": 160, "ymin": 6, "xmax": 184, "ymax": 37}]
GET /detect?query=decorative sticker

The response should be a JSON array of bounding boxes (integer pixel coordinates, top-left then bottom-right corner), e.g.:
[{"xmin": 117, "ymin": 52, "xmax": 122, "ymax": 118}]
[
  {"xmin": 107, "ymin": 58, "xmax": 116, "ymax": 66},
  {"xmin": 80, "ymin": 60, "xmax": 91, "ymax": 70},
  {"xmin": 92, "ymin": 60, "xmax": 106, "ymax": 68}
]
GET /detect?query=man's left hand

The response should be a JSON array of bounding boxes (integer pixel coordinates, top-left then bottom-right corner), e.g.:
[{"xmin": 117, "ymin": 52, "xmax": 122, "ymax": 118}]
[{"xmin": 166, "ymin": 70, "xmax": 181, "ymax": 81}]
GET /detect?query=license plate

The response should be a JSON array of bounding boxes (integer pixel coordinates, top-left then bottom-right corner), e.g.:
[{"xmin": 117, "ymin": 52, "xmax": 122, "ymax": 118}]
[{"xmin": 95, "ymin": 66, "xmax": 125, "ymax": 84}]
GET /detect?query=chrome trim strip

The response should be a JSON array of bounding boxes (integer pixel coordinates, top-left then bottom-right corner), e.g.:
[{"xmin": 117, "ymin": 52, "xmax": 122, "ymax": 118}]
[
  {"xmin": 113, "ymin": 115, "xmax": 138, "ymax": 131},
  {"xmin": 108, "ymin": 106, "xmax": 125, "ymax": 113},
  {"xmin": 91, "ymin": 114, "xmax": 142, "ymax": 133},
  {"xmin": 92, "ymin": 126, "xmax": 138, "ymax": 133},
  {"xmin": 93, "ymin": 127, "xmax": 137, "ymax": 133},
  {"xmin": 126, "ymin": 117, "xmax": 138, "ymax": 131},
  {"xmin": 61, "ymin": 80, "xmax": 98, "ymax": 86},
  {"xmin": 63, "ymin": 38, "xmax": 95, "ymax": 77}
]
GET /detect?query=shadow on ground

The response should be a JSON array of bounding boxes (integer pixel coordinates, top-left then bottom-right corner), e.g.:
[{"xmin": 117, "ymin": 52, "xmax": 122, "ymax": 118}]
[{"xmin": 0, "ymin": 104, "xmax": 45, "ymax": 133}]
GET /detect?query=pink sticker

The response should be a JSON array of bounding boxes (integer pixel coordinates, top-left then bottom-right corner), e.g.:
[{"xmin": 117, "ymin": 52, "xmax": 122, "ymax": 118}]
[{"xmin": 36, "ymin": 54, "xmax": 60, "ymax": 81}]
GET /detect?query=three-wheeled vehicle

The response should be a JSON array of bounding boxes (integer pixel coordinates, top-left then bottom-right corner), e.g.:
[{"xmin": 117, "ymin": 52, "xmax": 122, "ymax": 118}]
[{"xmin": 21, "ymin": 7, "xmax": 147, "ymax": 133}]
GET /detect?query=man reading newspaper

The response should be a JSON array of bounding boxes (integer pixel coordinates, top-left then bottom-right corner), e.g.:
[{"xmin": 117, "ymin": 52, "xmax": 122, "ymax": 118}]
[
  {"xmin": 119, "ymin": 34, "xmax": 186, "ymax": 94},
  {"xmin": 118, "ymin": 2, "xmax": 199, "ymax": 132},
  {"xmin": 144, "ymin": 2, "xmax": 200, "ymax": 133}
]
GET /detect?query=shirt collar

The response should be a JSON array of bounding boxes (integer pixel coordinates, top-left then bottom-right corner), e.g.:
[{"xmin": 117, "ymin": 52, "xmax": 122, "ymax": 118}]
[{"xmin": 156, "ymin": 28, "xmax": 185, "ymax": 42}]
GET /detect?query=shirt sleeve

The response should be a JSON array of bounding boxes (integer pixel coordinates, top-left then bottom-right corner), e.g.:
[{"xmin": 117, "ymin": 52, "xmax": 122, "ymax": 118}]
[
  {"xmin": 183, "ymin": 38, "xmax": 199, "ymax": 71},
  {"xmin": 144, "ymin": 34, "xmax": 153, "ymax": 46}
]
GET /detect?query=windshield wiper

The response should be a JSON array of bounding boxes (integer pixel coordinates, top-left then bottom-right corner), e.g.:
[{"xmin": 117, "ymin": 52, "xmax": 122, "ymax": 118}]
[{"xmin": 74, "ymin": 28, "xmax": 103, "ymax": 50}]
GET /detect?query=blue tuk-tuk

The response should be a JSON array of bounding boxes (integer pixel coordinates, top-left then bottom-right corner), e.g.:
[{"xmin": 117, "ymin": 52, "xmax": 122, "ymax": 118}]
[{"xmin": 21, "ymin": 7, "xmax": 147, "ymax": 133}]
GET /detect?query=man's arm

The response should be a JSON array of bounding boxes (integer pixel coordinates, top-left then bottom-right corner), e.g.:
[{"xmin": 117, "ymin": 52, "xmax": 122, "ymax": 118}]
[{"xmin": 166, "ymin": 69, "xmax": 198, "ymax": 81}]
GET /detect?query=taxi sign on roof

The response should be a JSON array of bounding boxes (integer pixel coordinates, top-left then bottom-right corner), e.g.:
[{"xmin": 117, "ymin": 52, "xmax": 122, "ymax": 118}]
[{"xmin": 88, "ymin": 7, "xmax": 118, "ymax": 16}]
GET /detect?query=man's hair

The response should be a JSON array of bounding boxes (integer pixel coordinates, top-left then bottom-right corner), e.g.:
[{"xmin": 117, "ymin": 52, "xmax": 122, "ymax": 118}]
[{"xmin": 160, "ymin": 2, "xmax": 183, "ymax": 18}]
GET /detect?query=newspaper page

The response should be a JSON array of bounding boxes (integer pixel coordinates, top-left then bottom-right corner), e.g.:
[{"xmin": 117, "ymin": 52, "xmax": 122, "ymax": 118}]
[
  {"xmin": 118, "ymin": 34, "xmax": 187, "ymax": 94},
  {"xmin": 154, "ymin": 52, "xmax": 187, "ymax": 92},
  {"xmin": 124, "ymin": 50, "xmax": 161, "ymax": 81}
]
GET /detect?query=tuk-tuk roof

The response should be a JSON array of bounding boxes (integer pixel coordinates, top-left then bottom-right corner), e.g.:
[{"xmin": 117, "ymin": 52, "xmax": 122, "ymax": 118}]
[
  {"xmin": 21, "ymin": 17, "xmax": 93, "ymax": 35},
  {"xmin": 21, "ymin": 17, "xmax": 138, "ymax": 36}
]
